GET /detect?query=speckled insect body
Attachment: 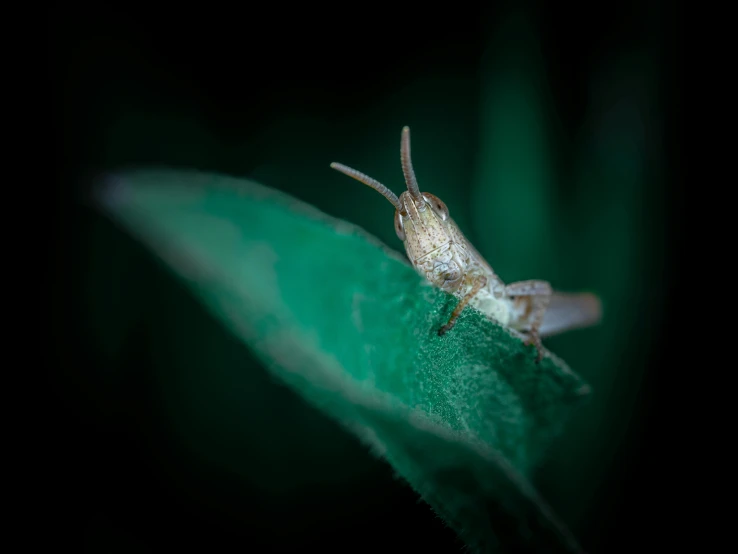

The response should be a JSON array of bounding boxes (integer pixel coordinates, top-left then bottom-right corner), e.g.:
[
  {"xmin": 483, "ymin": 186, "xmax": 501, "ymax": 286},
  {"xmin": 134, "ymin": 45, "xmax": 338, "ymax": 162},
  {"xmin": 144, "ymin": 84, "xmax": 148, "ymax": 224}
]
[{"xmin": 331, "ymin": 127, "xmax": 601, "ymax": 361}]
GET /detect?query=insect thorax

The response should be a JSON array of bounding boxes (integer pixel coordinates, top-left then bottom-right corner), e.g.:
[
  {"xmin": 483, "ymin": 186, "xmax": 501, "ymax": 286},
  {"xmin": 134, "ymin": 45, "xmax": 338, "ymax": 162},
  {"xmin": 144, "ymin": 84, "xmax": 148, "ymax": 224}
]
[
  {"xmin": 411, "ymin": 240, "xmax": 512, "ymax": 326},
  {"xmin": 411, "ymin": 242, "xmax": 464, "ymax": 291}
]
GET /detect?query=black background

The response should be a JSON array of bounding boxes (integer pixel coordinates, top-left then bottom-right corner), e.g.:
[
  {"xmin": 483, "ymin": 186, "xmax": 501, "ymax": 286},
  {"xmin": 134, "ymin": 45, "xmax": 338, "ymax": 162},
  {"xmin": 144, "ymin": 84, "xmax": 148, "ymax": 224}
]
[{"xmin": 50, "ymin": 2, "xmax": 684, "ymax": 552}]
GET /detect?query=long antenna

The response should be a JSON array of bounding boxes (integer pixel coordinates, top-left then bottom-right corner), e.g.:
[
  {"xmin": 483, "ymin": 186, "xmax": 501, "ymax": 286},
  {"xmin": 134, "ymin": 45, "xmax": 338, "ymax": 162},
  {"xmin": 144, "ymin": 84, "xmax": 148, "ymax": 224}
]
[
  {"xmin": 330, "ymin": 162, "xmax": 402, "ymax": 211},
  {"xmin": 400, "ymin": 126, "xmax": 422, "ymax": 200}
]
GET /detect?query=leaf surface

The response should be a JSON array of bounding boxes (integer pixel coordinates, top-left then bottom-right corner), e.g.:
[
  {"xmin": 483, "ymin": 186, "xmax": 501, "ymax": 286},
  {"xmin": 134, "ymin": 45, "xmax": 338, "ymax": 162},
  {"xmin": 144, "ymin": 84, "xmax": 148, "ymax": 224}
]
[{"xmin": 96, "ymin": 168, "xmax": 590, "ymax": 553}]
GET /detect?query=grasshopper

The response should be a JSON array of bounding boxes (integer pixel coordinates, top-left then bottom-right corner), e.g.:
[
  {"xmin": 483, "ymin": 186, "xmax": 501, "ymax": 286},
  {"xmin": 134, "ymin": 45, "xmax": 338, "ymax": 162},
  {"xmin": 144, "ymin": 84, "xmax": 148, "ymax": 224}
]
[{"xmin": 331, "ymin": 126, "xmax": 601, "ymax": 361}]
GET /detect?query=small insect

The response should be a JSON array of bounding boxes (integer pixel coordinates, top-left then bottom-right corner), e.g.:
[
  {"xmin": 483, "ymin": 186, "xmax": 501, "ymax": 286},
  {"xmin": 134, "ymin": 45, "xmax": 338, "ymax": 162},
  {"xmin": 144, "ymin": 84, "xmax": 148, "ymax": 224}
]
[{"xmin": 331, "ymin": 126, "xmax": 602, "ymax": 361}]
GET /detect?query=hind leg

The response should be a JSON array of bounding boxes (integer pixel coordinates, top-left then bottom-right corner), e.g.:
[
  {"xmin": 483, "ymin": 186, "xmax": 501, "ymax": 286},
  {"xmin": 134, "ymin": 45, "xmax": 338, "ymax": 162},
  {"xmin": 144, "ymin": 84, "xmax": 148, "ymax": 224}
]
[{"xmin": 505, "ymin": 280, "xmax": 552, "ymax": 362}]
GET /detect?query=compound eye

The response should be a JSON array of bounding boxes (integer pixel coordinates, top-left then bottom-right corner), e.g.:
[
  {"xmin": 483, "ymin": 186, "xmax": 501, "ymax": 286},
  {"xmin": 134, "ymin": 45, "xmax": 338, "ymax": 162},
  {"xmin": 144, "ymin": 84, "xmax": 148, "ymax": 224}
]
[
  {"xmin": 394, "ymin": 210, "xmax": 406, "ymax": 241},
  {"xmin": 423, "ymin": 193, "xmax": 449, "ymax": 221}
]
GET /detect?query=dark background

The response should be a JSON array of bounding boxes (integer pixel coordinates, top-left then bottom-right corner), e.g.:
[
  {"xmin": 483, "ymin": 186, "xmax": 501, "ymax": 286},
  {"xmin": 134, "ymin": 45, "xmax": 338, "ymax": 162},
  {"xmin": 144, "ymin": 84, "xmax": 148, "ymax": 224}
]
[{"xmin": 50, "ymin": 2, "xmax": 683, "ymax": 552}]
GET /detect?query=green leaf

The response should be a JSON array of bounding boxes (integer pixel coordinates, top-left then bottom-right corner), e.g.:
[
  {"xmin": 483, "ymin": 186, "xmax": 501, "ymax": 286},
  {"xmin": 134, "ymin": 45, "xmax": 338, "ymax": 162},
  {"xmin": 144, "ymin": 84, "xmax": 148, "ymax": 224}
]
[{"xmin": 95, "ymin": 168, "xmax": 590, "ymax": 553}]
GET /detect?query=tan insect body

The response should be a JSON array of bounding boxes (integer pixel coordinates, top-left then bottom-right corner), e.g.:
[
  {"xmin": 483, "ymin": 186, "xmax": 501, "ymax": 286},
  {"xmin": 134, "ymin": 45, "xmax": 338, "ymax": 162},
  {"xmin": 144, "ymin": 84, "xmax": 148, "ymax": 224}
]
[{"xmin": 331, "ymin": 126, "xmax": 601, "ymax": 361}]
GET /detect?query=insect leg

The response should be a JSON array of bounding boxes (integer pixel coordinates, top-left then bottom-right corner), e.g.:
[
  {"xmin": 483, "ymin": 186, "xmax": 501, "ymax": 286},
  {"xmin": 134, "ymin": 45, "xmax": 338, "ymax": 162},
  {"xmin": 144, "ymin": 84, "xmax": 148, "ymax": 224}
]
[
  {"xmin": 505, "ymin": 280, "xmax": 552, "ymax": 362},
  {"xmin": 438, "ymin": 274, "xmax": 487, "ymax": 336}
]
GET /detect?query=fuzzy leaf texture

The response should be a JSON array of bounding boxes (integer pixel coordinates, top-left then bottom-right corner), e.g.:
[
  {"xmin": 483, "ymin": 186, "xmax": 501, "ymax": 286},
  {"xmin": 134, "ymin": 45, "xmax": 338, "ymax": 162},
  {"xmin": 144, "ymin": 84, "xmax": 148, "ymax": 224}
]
[{"xmin": 95, "ymin": 168, "xmax": 591, "ymax": 554}]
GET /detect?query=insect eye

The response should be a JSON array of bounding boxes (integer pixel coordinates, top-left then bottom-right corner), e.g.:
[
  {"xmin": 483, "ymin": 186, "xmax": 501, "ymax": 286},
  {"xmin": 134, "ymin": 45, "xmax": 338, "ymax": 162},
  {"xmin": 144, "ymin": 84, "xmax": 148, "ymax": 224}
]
[
  {"xmin": 394, "ymin": 210, "xmax": 406, "ymax": 241},
  {"xmin": 423, "ymin": 193, "xmax": 449, "ymax": 221}
]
